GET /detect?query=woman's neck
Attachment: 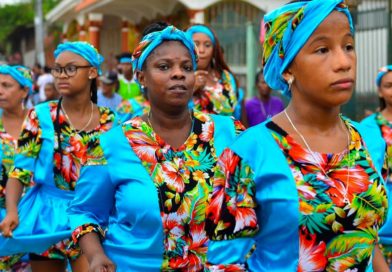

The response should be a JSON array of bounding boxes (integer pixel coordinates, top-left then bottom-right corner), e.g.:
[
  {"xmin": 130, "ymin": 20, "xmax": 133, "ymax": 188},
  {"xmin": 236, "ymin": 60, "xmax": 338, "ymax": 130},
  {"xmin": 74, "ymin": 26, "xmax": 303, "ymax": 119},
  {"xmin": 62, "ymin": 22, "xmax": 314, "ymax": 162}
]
[
  {"xmin": 285, "ymin": 100, "xmax": 342, "ymax": 133},
  {"xmin": 61, "ymin": 94, "xmax": 92, "ymax": 114},
  {"xmin": 381, "ymin": 106, "xmax": 392, "ymax": 121},
  {"xmin": 148, "ymin": 106, "xmax": 191, "ymax": 130},
  {"xmin": 2, "ymin": 105, "xmax": 26, "ymax": 119}
]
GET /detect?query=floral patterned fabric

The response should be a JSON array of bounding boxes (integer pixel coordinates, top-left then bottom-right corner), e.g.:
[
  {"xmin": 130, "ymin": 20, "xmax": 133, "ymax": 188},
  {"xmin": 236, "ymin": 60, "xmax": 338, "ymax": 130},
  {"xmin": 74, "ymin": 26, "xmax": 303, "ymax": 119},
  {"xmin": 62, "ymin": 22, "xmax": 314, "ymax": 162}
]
[
  {"xmin": 117, "ymin": 111, "xmax": 243, "ymax": 271},
  {"xmin": 116, "ymin": 96, "xmax": 150, "ymax": 118},
  {"xmin": 0, "ymin": 114, "xmax": 32, "ymax": 271},
  {"xmin": 7, "ymin": 101, "xmax": 116, "ymax": 260},
  {"xmin": 374, "ymin": 112, "xmax": 392, "ymax": 266},
  {"xmin": 193, "ymin": 70, "xmax": 238, "ymax": 116},
  {"xmin": 0, "ymin": 118, "xmax": 18, "ymax": 209},
  {"xmin": 9, "ymin": 101, "xmax": 115, "ymax": 190},
  {"xmin": 208, "ymin": 120, "xmax": 388, "ymax": 271}
]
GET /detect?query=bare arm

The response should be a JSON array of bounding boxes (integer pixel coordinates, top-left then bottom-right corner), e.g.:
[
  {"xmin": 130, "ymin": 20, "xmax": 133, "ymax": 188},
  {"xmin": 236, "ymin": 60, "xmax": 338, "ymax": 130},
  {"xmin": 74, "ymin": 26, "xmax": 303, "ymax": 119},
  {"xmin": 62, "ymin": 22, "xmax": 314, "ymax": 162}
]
[
  {"xmin": 79, "ymin": 232, "xmax": 116, "ymax": 272},
  {"xmin": 0, "ymin": 178, "xmax": 24, "ymax": 236},
  {"xmin": 373, "ymin": 244, "xmax": 390, "ymax": 272}
]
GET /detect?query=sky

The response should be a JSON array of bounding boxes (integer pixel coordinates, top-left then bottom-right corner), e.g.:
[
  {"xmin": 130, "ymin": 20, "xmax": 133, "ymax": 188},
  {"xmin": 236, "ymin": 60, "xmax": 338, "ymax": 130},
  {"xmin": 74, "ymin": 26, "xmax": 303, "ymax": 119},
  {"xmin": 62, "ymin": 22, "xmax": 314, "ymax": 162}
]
[{"xmin": 0, "ymin": 0, "xmax": 29, "ymax": 6}]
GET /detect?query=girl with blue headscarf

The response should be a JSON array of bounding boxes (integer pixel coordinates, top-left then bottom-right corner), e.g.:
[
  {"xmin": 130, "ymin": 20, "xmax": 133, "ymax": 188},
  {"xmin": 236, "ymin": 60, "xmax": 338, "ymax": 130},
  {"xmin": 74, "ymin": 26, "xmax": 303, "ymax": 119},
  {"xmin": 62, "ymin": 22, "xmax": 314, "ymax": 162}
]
[
  {"xmin": 362, "ymin": 64, "xmax": 392, "ymax": 269},
  {"xmin": 206, "ymin": 0, "xmax": 389, "ymax": 271},
  {"xmin": 0, "ymin": 65, "xmax": 32, "ymax": 271},
  {"xmin": 0, "ymin": 41, "xmax": 118, "ymax": 272},
  {"xmin": 67, "ymin": 23, "xmax": 244, "ymax": 271},
  {"xmin": 186, "ymin": 24, "xmax": 245, "ymax": 122}
]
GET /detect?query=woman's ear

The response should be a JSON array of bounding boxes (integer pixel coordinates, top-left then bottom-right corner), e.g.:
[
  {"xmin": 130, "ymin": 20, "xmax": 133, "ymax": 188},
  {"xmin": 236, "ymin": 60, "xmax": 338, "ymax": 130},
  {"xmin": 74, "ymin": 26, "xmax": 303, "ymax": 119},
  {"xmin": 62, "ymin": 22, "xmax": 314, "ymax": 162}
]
[
  {"xmin": 282, "ymin": 69, "xmax": 293, "ymax": 83},
  {"xmin": 88, "ymin": 68, "xmax": 98, "ymax": 80},
  {"xmin": 136, "ymin": 70, "xmax": 145, "ymax": 88},
  {"xmin": 378, "ymin": 87, "xmax": 383, "ymax": 98}
]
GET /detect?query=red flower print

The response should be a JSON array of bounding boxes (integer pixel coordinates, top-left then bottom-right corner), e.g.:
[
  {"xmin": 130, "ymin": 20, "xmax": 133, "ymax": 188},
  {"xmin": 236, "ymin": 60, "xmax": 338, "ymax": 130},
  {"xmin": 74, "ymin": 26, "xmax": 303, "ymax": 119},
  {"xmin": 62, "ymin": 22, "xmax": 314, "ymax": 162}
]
[
  {"xmin": 200, "ymin": 121, "xmax": 214, "ymax": 142},
  {"xmin": 327, "ymin": 166, "xmax": 370, "ymax": 206},
  {"xmin": 298, "ymin": 227, "xmax": 327, "ymax": 271}
]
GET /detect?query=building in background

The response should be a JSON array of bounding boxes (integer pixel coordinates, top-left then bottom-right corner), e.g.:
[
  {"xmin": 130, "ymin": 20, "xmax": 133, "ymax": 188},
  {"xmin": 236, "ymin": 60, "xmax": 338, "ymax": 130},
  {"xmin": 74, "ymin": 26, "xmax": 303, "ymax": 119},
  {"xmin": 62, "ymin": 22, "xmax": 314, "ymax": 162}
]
[
  {"xmin": 44, "ymin": 0, "xmax": 392, "ymax": 119},
  {"xmin": 46, "ymin": 0, "xmax": 286, "ymax": 92}
]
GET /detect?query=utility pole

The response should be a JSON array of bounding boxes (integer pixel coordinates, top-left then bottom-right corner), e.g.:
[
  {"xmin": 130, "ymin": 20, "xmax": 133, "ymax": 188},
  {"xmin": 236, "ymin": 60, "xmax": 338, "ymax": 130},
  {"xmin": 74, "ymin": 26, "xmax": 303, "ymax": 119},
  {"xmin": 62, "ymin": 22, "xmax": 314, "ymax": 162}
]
[
  {"xmin": 388, "ymin": 0, "xmax": 392, "ymax": 63},
  {"xmin": 34, "ymin": 0, "xmax": 45, "ymax": 66}
]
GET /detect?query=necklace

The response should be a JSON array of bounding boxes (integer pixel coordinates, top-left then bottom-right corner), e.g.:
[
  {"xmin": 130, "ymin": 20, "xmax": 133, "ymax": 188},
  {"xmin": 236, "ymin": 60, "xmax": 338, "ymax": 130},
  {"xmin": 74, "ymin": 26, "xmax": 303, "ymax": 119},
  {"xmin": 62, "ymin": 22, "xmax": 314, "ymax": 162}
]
[
  {"xmin": 283, "ymin": 109, "xmax": 352, "ymax": 204},
  {"xmin": 61, "ymin": 101, "xmax": 94, "ymax": 133}
]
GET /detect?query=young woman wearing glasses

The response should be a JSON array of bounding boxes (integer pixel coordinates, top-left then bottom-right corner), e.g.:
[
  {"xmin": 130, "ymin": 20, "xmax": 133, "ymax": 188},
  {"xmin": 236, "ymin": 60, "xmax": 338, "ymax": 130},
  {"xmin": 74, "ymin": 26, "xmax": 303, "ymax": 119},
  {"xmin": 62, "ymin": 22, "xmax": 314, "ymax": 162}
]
[{"xmin": 0, "ymin": 41, "xmax": 118, "ymax": 272}]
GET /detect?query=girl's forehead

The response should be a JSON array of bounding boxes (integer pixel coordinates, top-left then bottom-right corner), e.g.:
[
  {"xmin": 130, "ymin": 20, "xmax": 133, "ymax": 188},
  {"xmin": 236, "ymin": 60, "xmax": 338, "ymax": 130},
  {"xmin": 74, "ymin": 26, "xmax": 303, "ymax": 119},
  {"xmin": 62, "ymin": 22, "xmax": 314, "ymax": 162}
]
[
  {"xmin": 192, "ymin": 32, "xmax": 212, "ymax": 42},
  {"xmin": 55, "ymin": 51, "xmax": 88, "ymax": 64},
  {"xmin": 149, "ymin": 41, "xmax": 191, "ymax": 59}
]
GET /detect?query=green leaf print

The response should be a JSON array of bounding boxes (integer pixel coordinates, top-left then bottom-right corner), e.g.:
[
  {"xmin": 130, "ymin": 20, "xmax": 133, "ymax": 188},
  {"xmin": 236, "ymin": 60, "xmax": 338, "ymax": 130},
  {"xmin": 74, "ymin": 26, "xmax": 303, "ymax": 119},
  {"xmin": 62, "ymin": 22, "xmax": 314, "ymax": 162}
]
[
  {"xmin": 186, "ymin": 149, "xmax": 215, "ymax": 172},
  {"xmin": 350, "ymin": 182, "xmax": 387, "ymax": 221},
  {"xmin": 326, "ymin": 230, "xmax": 375, "ymax": 270},
  {"xmin": 300, "ymin": 212, "xmax": 329, "ymax": 234}
]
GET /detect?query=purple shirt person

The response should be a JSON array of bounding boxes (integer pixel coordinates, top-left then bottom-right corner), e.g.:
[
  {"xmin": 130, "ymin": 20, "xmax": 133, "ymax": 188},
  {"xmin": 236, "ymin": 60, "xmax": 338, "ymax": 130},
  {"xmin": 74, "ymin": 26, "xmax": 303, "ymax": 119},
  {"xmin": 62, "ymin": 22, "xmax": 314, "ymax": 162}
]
[{"xmin": 245, "ymin": 69, "xmax": 285, "ymax": 127}]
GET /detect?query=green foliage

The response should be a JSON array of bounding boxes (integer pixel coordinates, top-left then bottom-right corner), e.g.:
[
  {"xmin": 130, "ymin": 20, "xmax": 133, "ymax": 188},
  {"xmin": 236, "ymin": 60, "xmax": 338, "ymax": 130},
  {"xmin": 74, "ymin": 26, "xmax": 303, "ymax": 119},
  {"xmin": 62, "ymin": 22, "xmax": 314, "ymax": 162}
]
[{"xmin": 0, "ymin": 0, "xmax": 60, "ymax": 50}]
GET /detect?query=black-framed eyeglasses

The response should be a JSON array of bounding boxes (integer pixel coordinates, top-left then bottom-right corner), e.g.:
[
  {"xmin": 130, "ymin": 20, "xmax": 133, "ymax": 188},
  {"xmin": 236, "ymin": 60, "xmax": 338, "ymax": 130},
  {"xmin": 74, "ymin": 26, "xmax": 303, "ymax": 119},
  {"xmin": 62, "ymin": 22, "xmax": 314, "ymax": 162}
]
[{"xmin": 51, "ymin": 65, "xmax": 92, "ymax": 77}]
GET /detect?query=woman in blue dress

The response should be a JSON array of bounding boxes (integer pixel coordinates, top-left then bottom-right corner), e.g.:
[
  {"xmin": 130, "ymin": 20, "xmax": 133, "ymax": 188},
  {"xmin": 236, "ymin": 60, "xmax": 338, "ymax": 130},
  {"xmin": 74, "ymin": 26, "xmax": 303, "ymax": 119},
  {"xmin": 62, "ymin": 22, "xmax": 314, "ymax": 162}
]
[
  {"xmin": 67, "ymin": 24, "xmax": 243, "ymax": 271},
  {"xmin": 361, "ymin": 65, "xmax": 392, "ymax": 269},
  {"xmin": 0, "ymin": 42, "xmax": 118, "ymax": 271},
  {"xmin": 0, "ymin": 65, "xmax": 32, "ymax": 271},
  {"xmin": 206, "ymin": 0, "xmax": 389, "ymax": 271}
]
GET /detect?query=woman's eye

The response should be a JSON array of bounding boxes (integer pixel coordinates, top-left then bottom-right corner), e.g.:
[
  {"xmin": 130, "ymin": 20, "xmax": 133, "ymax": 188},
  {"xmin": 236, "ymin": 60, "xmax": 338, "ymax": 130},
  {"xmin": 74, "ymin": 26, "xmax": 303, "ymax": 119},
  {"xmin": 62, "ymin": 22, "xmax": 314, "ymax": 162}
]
[
  {"xmin": 184, "ymin": 65, "xmax": 193, "ymax": 72},
  {"xmin": 205, "ymin": 43, "xmax": 212, "ymax": 48},
  {"xmin": 315, "ymin": 47, "xmax": 328, "ymax": 54},
  {"xmin": 158, "ymin": 64, "xmax": 169, "ymax": 70},
  {"xmin": 345, "ymin": 44, "xmax": 355, "ymax": 51}
]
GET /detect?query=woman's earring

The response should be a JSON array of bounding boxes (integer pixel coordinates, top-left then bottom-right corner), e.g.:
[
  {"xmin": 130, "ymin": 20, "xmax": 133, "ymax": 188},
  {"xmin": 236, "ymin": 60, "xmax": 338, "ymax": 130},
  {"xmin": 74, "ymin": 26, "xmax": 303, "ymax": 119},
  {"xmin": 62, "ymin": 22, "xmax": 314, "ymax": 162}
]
[{"xmin": 287, "ymin": 77, "xmax": 294, "ymax": 91}]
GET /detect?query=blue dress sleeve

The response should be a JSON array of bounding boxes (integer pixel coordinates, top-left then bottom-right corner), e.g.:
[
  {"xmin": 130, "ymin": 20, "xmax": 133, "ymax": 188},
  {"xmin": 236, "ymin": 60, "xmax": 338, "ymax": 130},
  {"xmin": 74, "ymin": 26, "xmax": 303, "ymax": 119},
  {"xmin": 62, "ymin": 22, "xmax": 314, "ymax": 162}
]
[{"xmin": 68, "ymin": 164, "xmax": 116, "ymax": 243}]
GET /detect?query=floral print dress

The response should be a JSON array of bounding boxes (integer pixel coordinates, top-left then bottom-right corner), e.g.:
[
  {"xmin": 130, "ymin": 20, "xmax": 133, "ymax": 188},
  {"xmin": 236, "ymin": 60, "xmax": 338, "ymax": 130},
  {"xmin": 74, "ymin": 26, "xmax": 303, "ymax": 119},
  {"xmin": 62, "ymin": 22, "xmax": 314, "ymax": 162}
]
[
  {"xmin": 72, "ymin": 110, "xmax": 244, "ymax": 271},
  {"xmin": 0, "ymin": 115, "xmax": 31, "ymax": 271},
  {"xmin": 192, "ymin": 70, "xmax": 238, "ymax": 116},
  {"xmin": 207, "ymin": 120, "xmax": 388, "ymax": 271},
  {"xmin": 8, "ymin": 101, "xmax": 116, "ymax": 260},
  {"xmin": 374, "ymin": 112, "xmax": 392, "ymax": 265}
]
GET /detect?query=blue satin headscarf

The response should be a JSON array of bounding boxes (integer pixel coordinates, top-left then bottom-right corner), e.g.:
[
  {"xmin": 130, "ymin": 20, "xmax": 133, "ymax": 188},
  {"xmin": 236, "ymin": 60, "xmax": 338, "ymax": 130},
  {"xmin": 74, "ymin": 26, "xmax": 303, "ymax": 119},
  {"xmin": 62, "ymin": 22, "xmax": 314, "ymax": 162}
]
[
  {"xmin": 376, "ymin": 65, "xmax": 392, "ymax": 87},
  {"xmin": 186, "ymin": 25, "xmax": 216, "ymax": 45},
  {"xmin": 263, "ymin": 0, "xmax": 354, "ymax": 97},
  {"xmin": 0, "ymin": 65, "xmax": 33, "ymax": 93},
  {"xmin": 132, "ymin": 25, "xmax": 198, "ymax": 72},
  {"xmin": 54, "ymin": 41, "xmax": 104, "ymax": 75}
]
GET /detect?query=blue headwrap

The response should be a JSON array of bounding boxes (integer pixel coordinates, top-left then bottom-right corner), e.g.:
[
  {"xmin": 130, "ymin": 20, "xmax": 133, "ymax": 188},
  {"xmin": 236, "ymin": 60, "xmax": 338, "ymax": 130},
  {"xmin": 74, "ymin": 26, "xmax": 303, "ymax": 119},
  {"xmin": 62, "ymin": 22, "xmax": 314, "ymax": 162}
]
[
  {"xmin": 119, "ymin": 57, "xmax": 133, "ymax": 64},
  {"xmin": 54, "ymin": 41, "xmax": 104, "ymax": 75},
  {"xmin": 132, "ymin": 26, "xmax": 198, "ymax": 72},
  {"xmin": 376, "ymin": 65, "xmax": 392, "ymax": 87},
  {"xmin": 0, "ymin": 65, "xmax": 33, "ymax": 93},
  {"xmin": 263, "ymin": 0, "xmax": 354, "ymax": 97},
  {"xmin": 186, "ymin": 25, "xmax": 216, "ymax": 45}
]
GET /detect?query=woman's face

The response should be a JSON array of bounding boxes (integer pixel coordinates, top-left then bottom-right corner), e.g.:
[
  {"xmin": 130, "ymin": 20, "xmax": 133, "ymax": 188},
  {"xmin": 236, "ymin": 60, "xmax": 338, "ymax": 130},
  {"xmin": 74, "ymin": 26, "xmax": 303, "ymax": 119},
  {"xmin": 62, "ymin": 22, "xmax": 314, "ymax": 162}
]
[
  {"xmin": 257, "ymin": 73, "xmax": 272, "ymax": 98},
  {"xmin": 285, "ymin": 11, "xmax": 356, "ymax": 109},
  {"xmin": 0, "ymin": 74, "xmax": 28, "ymax": 111},
  {"xmin": 53, "ymin": 51, "xmax": 97, "ymax": 97},
  {"xmin": 137, "ymin": 41, "xmax": 195, "ymax": 112},
  {"xmin": 379, "ymin": 71, "xmax": 392, "ymax": 106},
  {"xmin": 192, "ymin": 33, "xmax": 214, "ymax": 70}
]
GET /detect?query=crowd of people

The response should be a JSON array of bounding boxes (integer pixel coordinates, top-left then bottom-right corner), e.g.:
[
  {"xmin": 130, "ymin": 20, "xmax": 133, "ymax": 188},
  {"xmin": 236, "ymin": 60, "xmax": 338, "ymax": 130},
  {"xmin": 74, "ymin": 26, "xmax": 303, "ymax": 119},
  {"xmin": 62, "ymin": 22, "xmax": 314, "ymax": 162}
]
[{"xmin": 0, "ymin": 0, "xmax": 391, "ymax": 271}]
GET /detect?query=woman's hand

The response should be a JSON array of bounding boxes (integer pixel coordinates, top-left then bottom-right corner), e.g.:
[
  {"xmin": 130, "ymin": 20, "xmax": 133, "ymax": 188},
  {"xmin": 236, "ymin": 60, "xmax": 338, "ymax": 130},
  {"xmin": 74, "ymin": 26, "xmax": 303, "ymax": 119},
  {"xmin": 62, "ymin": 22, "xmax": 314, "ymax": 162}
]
[
  {"xmin": 0, "ymin": 211, "xmax": 19, "ymax": 237},
  {"xmin": 89, "ymin": 252, "xmax": 116, "ymax": 272},
  {"xmin": 194, "ymin": 70, "xmax": 209, "ymax": 92}
]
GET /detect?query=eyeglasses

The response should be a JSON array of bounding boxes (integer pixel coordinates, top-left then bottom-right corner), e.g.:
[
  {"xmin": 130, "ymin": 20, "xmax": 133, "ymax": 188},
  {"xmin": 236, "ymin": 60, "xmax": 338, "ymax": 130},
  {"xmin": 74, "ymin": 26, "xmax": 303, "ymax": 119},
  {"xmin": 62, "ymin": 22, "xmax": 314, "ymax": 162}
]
[{"xmin": 51, "ymin": 65, "xmax": 91, "ymax": 77}]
